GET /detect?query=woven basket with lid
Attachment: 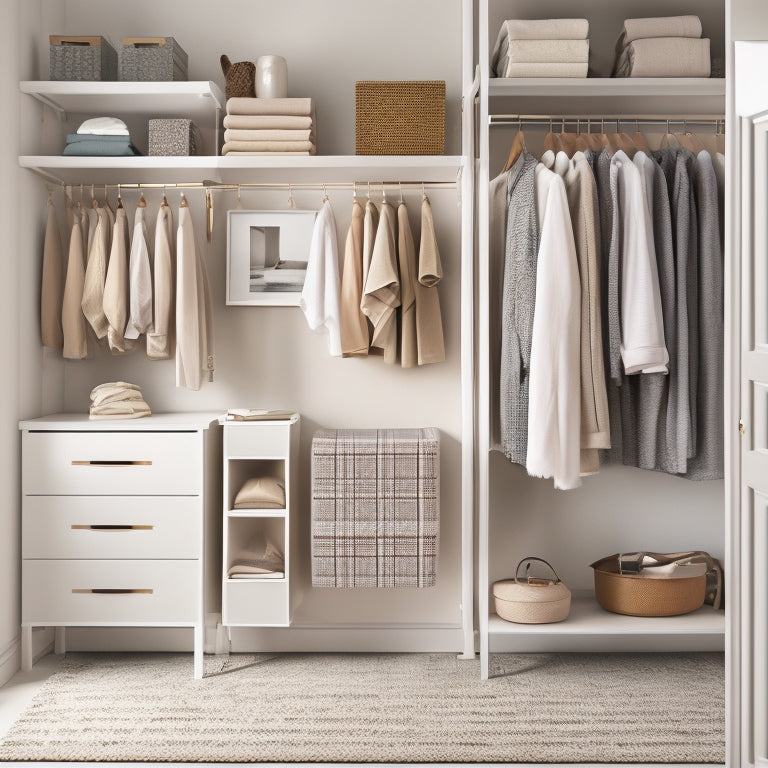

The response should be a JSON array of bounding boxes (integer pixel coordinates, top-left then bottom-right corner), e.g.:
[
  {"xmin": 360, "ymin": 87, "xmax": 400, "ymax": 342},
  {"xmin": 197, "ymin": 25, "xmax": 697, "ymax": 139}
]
[{"xmin": 493, "ymin": 557, "xmax": 571, "ymax": 624}]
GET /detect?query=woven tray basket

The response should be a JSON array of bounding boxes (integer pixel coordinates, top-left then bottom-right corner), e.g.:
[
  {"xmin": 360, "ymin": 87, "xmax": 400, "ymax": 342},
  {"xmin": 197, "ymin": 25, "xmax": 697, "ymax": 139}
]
[
  {"xmin": 355, "ymin": 80, "xmax": 445, "ymax": 155},
  {"xmin": 592, "ymin": 558, "xmax": 706, "ymax": 617}
]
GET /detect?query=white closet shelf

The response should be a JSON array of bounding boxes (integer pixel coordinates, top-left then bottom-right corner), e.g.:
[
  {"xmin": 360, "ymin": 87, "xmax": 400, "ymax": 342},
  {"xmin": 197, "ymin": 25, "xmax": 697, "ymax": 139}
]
[
  {"xmin": 489, "ymin": 591, "xmax": 725, "ymax": 636},
  {"xmin": 489, "ymin": 77, "xmax": 725, "ymax": 98},
  {"xmin": 19, "ymin": 155, "xmax": 465, "ymax": 186},
  {"xmin": 19, "ymin": 80, "xmax": 225, "ymax": 119}
]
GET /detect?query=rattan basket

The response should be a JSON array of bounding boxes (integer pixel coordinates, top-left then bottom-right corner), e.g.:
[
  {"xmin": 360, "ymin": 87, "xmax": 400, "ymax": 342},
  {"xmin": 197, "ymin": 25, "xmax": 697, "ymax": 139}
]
[
  {"xmin": 355, "ymin": 80, "xmax": 445, "ymax": 155},
  {"xmin": 591, "ymin": 556, "xmax": 706, "ymax": 617}
]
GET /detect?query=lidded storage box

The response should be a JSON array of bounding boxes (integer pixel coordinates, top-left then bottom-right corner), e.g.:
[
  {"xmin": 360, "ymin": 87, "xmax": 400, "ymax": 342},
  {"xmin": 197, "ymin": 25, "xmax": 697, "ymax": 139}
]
[
  {"xmin": 120, "ymin": 37, "xmax": 188, "ymax": 81},
  {"xmin": 148, "ymin": 119, "xmax": 200, "ymax": 156},
  {"xmin": 493, "ymin": 557, "xmax": 571, "ymax": 624},
  {"xmin": 355, "ymin": 80, "xmax": 445, "ymax": 155},
  {"xmin": 49, "ymin": 36, "xmax": 118, "ymax": 81}
]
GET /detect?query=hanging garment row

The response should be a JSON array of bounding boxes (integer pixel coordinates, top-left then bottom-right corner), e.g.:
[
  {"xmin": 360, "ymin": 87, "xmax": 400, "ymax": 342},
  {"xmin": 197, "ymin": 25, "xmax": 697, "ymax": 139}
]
[
  {"xmin": 40, "ymin": 191, "xmax": 214, "ymax": 391},
  {"xmin": 491, "ymin": 124, "xmax": 724, "ymax": 490},
  {"xmin": 301, "ymin": 191, "xmax": 446, "ymax": 367}
]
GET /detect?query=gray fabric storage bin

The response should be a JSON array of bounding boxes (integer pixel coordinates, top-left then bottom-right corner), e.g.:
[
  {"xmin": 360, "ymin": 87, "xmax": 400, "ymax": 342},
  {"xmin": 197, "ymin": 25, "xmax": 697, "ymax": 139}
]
[
  {"xmin": 148, "ymin": 119, "xmax": 199, "ymax": 156},
  {"xmin": 49, "ymin": 36, "xmax": 117, "ymax": 81},
  {"xmin": 120, "ymin": 37, "xmax": 188, "ymax": 81}
]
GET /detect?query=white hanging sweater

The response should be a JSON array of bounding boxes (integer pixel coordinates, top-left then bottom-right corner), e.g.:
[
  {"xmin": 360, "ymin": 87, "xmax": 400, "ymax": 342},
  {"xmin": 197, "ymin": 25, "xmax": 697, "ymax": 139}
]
[{"xmin": 526, "ymin": 164, "xmax": 582, "ymax": 491}]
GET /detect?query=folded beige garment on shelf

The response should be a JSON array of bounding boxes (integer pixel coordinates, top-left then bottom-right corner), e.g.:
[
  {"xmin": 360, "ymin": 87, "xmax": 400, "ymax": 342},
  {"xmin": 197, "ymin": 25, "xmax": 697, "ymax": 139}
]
[
  {"xmin": 224, "ymin": 128, "xmax": 313, "ymax": 142},
  {"xmin": 614, "ymin": 37, "xmax": 711, "ymax": 77},
  {"xmin": 618, "ymin": 14, "xmax": 702, "ymax": 48},
  {"xmin": 226, "ymin": 97, "xmax": 313, "ymax": 116},
  {"xmin": 502, "ymin": 38, "xmax": 589, "ymax": 64},
  {"xmin": 233, "ymin": 476, "xmax": 286, "ymax": 509},
  {"xmin": 222, "ymin": 140, "xmax": 316, "ymax": 155},
  {"xmin": 223, "ymin": 113, "xmax": 313, "ymax": 130},
  {"xmin": 491, "ymin": 18, "xmax": 588, "ymax": 74},
  {"xmin": 498, "ymin": 62, "xmax": 589, "ymax": 78}
]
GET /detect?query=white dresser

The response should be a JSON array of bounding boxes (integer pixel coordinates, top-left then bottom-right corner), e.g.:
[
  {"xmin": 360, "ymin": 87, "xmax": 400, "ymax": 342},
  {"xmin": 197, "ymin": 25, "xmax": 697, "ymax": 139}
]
[{"xmin": 18, "ymin": 413, "xmax": 221, "ymax": 678}]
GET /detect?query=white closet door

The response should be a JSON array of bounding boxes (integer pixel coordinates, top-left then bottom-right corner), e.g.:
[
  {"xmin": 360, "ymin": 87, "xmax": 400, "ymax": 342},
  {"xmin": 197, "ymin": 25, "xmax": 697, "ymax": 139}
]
[{"xmin": 736, "ymin": 40, "xmax": 768, "ymax": 768}]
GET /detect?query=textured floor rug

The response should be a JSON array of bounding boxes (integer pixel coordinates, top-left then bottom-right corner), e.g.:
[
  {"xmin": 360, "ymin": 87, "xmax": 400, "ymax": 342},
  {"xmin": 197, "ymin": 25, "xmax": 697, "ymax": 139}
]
[{"xmin": 0, "ymin": 651, "xmax": 724, "ymax": 763}]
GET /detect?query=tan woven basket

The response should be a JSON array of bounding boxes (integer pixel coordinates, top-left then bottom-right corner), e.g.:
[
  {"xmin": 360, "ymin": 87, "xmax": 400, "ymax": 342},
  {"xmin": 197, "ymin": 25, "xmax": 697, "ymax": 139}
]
[
  {"xmin": 355, "ymin": 80, "xmax": 445, "ymax": 155},
  {"xmin": 592, "ymin": 557, "xmax": 706, "ymax": 617}
]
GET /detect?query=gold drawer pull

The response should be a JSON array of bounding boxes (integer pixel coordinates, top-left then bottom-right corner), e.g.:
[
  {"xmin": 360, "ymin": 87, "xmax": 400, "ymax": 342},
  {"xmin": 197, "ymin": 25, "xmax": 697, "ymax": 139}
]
[
  {"xmin": 71, "ymin": 460, "xmax": 152, "ymax": 466},
  {"xmin": 71, "ymin": 524, "xmax": 154, "ymax": 531},
  {"xmin": 72, "ymin": 588, "xmax": 154, "ymax": 595}
]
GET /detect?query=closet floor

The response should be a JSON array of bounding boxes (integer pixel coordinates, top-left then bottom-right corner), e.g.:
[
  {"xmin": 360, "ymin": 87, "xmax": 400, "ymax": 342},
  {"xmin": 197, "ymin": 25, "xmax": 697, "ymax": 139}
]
[{"xmin": 0, "ymin": 650, "xmax": 724, "ymax": 765}]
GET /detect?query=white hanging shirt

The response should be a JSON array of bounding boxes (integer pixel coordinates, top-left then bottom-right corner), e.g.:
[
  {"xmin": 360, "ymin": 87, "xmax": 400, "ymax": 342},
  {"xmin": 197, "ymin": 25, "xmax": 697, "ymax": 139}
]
[{"xmin": 125, "ymin": 205, "xmax": 153, "ymax": 340}]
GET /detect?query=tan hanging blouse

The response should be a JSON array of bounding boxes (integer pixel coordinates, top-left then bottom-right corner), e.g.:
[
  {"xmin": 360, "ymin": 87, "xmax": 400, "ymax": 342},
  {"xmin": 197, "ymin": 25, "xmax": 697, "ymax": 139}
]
[
  {"xmin": 340, "ymin": 200, "xmax": 369, "ymax": 357},
  {"xmin": 397, "ymin": 202, "xmax": 418, "ymax": 368},
  {"xmin": 61, "ymin": 211, "xmax": 87, "ymax": 359},
  {"xmin": 40, "ymin": 202, "xmax": 64, "ymax": 350},
  {"xmin": 415, "ymin": 196, "xmax": 445, "ymax": 365},
  {"xmin": 81, "ymin": 206, "xmax": 111, "ymax": 339}
]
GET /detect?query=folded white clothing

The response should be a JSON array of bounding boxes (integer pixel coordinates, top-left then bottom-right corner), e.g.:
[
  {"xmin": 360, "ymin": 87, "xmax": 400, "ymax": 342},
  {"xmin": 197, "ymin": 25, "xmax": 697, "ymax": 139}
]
[
  {"xmin": 91, "ymin": 388, "xmax": 147, "ymax": 407},
  {"xmin": 224, "ymin": 128, "xmax": 313, "ymax": 142},
  {"xmin": 227, "ymin": 571, "xmax": 285, "ymax": 579},
  {"xmin": 233, "ymin": 476, "xmax": 286, "ymax": 509},
  {"xmin": 222, "ymin": 140, "xmax": 316, "ymax": 154},
  {"xmin": 90, "ymin": 381, "xmax": 142, "ymax": 399},
  {"xmin": 89, "ymin": 400, "xmax": 151, "ymax": 415},
  {"xmin": 221, "ymin": 151, "xmax": 312, "ymax": 155},
  {"xmin": 226, "ymin": 97, "xmax": 313, "ymax": 116},
  {"xmin": 619, "ymin": 15, "xmax": 702, "ymax": 46},
  {"xmin": 89, "ymin": 411, "xmax": 152, "ymax": 421},
  {"xmin": 226, "ymin": 408, "xmax": 298, "ymax": 421},
  {"xmin": 492, "ymin": 18, "xmax": 588, "ymax": 73},
  {"xmin": 613, "ymin": 37, "xmax": 710, "ymax": 77},
  {"xmin": 223, "ymin": 113, "xmax": 314, "ymax": 130},
  {"xmin": 500, "ymin": 38, "xmax": 589, "ymax": 65},
  {"xmin": 497, "ymin": 61, "xmax": 589, "ymax": 78},
  {"xmin": 76, "ymin": 116, "xmax": 130, "ymax": 136}
]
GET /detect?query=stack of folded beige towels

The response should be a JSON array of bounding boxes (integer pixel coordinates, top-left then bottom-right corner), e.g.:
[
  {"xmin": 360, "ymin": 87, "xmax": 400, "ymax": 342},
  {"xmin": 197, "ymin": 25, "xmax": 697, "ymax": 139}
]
[
  {"xmin": 222, "ymin": 97, "xmax": 316, "ymax": 156},
  {"xmin": 491, "ymin": 18, "xmax": 590, "ymax": 78},
  {"xmin": 89, "ymin": 381, "xmax": 151, "ymax": 420},
  {"xmin": 613, "ymin": 16, "xmax": 711, "ymax": 77}
]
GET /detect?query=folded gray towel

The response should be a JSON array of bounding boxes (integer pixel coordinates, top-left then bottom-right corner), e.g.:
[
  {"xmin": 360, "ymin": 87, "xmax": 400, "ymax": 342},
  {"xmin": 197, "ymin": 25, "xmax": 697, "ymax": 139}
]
[{"xmin": 613, "ymin": 37, "xmax": 710, "ymax": 77}]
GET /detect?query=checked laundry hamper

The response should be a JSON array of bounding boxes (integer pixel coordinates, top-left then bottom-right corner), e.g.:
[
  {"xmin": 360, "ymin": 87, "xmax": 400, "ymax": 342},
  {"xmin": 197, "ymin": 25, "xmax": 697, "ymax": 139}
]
[{"xmin": 311, "ymin": 428, "xmax": 440, "ymax": 588}]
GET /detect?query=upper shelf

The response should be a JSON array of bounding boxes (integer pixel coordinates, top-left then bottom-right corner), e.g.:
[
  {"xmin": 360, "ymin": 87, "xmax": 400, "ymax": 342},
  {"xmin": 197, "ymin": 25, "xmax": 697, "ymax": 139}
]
[{"xmin": 19, "ymin": 80, "xmax": 225, "ymax": 120}]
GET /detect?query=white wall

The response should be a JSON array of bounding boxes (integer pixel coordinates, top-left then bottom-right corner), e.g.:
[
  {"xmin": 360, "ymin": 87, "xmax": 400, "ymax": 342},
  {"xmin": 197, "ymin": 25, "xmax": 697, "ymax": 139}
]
[{"xmin": 730, "ymin": 0, "xmax": 768, "ymax": 40}]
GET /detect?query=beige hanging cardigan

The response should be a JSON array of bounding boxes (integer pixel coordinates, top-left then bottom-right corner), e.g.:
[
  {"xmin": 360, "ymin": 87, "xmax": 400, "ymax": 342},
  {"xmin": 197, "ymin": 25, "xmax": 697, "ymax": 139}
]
[
  {"xmin": 361, "ymin": 199, "xmax": 379, "ymax": 343},
  {"xmin": 361, "ymin": 201, "xmax": 400, "ymax": 364},
  {"xmin": 81, "ymin": 207, "xmax": 111, "ymax": 339},
  {"xmin": 340, "ymin": 200, "xmax": 369, "ymax": 356},
  {"xmin": 414, "ymin": 196, "xmax": 445, "ymax": 365},
  {"xmin": 103, "ymin": 206, "xmax": 130, "ymax": 353},
  {"xmin": 147, "ymin": 202, "xmax": 175, "ymax": 360},
  {"xmin": 125, "ymin": 206, "xmax": 153, "ymax": 340},
  {"xmin": 397, "ymin": 202, "xmax": 418, "ymax": 368},
  {"xmin": 40, "ymin": 203, "xmax": 64, "ymax": 350},
  {"xmin": 61, "ymin": 213, "xmax": 87, "ymax": 359},
  {"xmin": 176, "ymin": 202, "xmax": 214, "ymax": 390}
]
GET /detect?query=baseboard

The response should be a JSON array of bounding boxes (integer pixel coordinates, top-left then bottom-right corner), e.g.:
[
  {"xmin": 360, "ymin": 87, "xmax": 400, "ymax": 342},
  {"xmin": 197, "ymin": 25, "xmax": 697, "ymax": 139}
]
[{"xmin": 0, "ymin": 634, "xmax": 20, "ymax": 687}]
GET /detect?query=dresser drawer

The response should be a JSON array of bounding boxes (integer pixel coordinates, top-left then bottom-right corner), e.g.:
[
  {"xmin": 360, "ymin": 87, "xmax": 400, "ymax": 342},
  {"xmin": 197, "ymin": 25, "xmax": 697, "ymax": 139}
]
[
  {"xmin": 22, "ymin": 560, "xmax": 199, "ymax": 624},
  {"xmin": 22, "ymin": 496, "xmax": 200, "ymax": 560},
  {"xmin": 225, "ymin": 425, "xmax": 290, "ymax": 459},
  {"xmin": 22, "ymin": 431, "xmax": 201, "ymax": 495},
  {"xmin": 224, "ymin": 579, "xmax": 289, "ymax": 626}
]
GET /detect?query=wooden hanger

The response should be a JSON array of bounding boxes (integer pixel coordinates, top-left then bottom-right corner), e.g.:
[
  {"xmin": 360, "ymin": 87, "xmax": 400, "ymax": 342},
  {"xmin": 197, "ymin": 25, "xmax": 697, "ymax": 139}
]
[
  {"xmin": 543, "ymin": 125, "xmax": 563, "ymax": 154},
  {"xmin": 137, "ymin": 193, "xmax": 147, "ymax": 209},
  {"xmin": 502, "ymin": 129, "xmax": 525, "ymax": 173},
  {"xmin": 633, "ymin": 130, "xmax": 649, "ymax": 153}
]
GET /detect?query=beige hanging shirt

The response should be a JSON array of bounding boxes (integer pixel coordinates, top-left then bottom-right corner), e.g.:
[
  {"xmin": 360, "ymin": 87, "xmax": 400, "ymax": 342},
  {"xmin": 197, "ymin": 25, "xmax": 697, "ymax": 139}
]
[
  {"xmin": 81, "ymin": 207, "xmax": 111, "ymax": 339},
  {"xmin": 125, "ymin": 206, "xmax": 153, "ymax": 340},
  {"xmin": 361, "ymin": 201, "xmax": 400, "ymax": 364},
  {"xmin": 414, "ymin": 196, "xmax": 445, "ymax": 365},
  {"xmin": 41, "ymin": 203, "xmax": 64, "ymax": 350},
  {"xmin": 340, "ymin": 200, "xmax": 369, "ymax": 356},
  {"xmin": 61, "ymin": 213, "xmax": 87, "ymax": 359},
  {"xmin": 147, "ymin": 202, "xmax": 175, "ymax": 360},
  {"xmin": 397, "ymin": 202, "xmax": 418, "ymax": 368},
  {"xmin": 361, "ymin": 200, "xmax": 379, "ymax": 343},
  {"xmin": 103, "ymin": 206, "xmax": 130, "ymax": 353}
]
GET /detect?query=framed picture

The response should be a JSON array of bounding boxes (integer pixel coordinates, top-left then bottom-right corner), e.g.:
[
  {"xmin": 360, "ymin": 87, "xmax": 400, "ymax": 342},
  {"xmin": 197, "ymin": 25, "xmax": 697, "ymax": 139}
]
[{"xmin": 226, "ymin": 209, "xmax": 318, "ymax": 306}]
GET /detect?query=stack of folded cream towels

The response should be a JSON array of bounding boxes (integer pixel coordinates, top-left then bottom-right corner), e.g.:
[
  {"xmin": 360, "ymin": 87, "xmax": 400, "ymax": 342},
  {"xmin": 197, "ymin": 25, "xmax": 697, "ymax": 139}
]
[
  {"xmin": 613, "ymin": 16, "xmax": 711, "ymax": 77},
  {"xmin": 222, "ymin": 97, "xmax": 316, "ymax": 156},
  {"xmin": 89, "ymin": 381, "xmax": 151, "ymax": 420},
  {"xmin": 491, "ymin": 18, "xmax": 590, "ymax": 78}
]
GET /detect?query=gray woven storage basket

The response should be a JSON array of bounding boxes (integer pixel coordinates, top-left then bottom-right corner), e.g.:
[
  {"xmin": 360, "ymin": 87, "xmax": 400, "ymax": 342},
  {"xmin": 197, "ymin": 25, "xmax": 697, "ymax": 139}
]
[
  {"xmin": 120, "ymin": 37, "xmax": 188, "ymax": 81},
  {"xmin": 148, "ymin": 119, "xmax": 200, "ymax": 156},
  {"xmin": 49, "ymin": 36, "xmax": 117, "ymax": 81}
]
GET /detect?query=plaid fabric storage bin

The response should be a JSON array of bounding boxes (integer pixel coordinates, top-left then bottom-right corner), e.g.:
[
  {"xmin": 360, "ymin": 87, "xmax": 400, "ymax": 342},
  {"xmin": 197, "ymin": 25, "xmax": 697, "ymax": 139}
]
[
  {"xmin": 311, "ymin": 428, "xmax": 440, "ymax": 588},
  {"xmin": 120, "ymin": 37, "xmax": 188, "ymax": 81},
  {"xmin": 49, "ymin": 36, "xmax": 117, "ymax": 81},
  {"xmin": 148, "ymin": 119, "xmax": 199, "ymax": 156}
]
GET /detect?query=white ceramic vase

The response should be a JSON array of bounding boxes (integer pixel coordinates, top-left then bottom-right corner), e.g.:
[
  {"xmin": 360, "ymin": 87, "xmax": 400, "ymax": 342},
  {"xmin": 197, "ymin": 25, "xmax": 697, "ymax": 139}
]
[{"xmin": 255, "ymin": 55, "xmax": 288, "ymax": 99}]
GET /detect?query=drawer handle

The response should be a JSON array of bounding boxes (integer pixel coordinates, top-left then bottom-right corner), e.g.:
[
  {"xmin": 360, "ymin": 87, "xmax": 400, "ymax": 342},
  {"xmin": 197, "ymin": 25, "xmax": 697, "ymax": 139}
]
[
  {"xmin": 71, "ymin": 460, "xmax": 152, "ymax": 467},
  {"xmin": 72, "ymin": 588, "xmax": 154, "ymax": 595},
  {"xmin": 71, "ymin": 524, "xmax": 154, "ymax": 531}
]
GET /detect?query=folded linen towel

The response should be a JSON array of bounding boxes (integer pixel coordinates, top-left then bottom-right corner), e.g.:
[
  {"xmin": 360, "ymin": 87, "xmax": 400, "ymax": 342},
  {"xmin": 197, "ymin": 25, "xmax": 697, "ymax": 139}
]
[
  {"xmin": 227, "ymin": 533, "xmax": 284, "ymax": 578},
  {"xmin": 63, "ymin": 140, "xmax": 140, "ymax": 157},
  {"xmin": 500, "ymin": 38, "xmax": 589, "ymax": 64},
  {"xmin": 90, "ymin": 401, "xmax": 151, "ymax": 417},
  {"xmin": 498, "ymin": 62, "xmax": 589, "ymax": 78},
  {"xmin": 224, "ymin": 128, "xmax": 313, "ymax": 142},
  {"xmin": 618, "ymin": 15, "xmax": 702, "ymax": 47},
  {"xmin": 76, "ymin": 116, "xmax": 130, "ymax": 136},
  {"xmin": 226, "ymin": 97, "xmax": 313, "ymax": 116},
  {"xmin": 492, "ymin": 18, "xmax": 588, "ymax": 73},
  {"xmin": 613, "ymin": 37, "xmax": 711, "ymax": 77},
  {"xmin": 233, "ymin": 476, "xmax": 286, "ymax": 509},
  {"xmin": 221, "ymin": 151, "xmax": 313, "ymax": 156},
  {"xmin": 222, "ymin": 140, "xmax": 316, "ymax": 155},
  {"xmin": 223, "ymin": 113, "xmax": 313, "ymax": 130}
]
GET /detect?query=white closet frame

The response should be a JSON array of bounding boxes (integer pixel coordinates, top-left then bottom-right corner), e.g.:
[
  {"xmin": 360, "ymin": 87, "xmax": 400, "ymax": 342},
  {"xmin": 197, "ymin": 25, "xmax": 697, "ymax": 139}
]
[{"xmin": 476, "ymin": 0, "xmax": 728, "ymax": 681}]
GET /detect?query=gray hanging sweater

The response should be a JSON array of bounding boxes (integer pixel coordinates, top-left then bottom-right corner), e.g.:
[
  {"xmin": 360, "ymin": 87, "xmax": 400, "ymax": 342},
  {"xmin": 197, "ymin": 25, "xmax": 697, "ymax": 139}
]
[{"xmin": 500, "ymin": 151, "xmax": 538, "ymax": 465}]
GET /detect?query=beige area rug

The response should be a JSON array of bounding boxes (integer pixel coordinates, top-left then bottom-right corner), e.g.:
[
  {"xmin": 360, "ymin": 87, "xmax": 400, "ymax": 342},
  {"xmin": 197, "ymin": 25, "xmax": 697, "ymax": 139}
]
[{"xmin": 0, "ymin": 651, "xmax": 724, "ymax": 763}]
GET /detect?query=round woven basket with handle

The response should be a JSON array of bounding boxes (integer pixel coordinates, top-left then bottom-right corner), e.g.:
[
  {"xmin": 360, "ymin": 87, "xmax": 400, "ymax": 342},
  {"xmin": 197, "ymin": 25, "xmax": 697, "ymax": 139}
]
[{"xmin": 493, "ymin": 557, "xmax": 571, "ymax": 624}]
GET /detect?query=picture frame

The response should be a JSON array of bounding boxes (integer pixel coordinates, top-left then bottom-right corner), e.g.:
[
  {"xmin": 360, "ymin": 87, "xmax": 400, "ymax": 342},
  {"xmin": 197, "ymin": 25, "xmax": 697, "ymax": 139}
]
[{"xmin": 226, "ymin": 209, "xmax": 318, "ymax": 306}]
